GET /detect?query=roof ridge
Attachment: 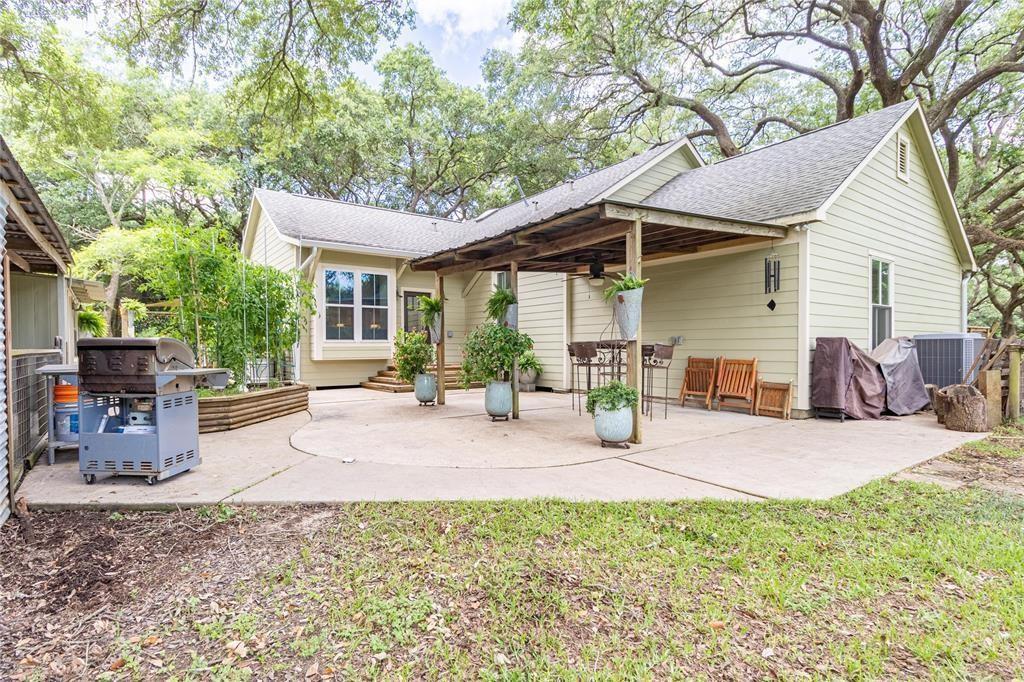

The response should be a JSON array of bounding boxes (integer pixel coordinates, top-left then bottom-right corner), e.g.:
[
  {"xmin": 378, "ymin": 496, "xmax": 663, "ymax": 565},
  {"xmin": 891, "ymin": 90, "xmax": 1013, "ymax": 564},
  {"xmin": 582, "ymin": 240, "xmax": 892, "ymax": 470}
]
[
  {"xmin": 256, "ymin": 188, "xmax": 464, "ymax": 224},
  {"xmin": 705, "ymin": 99, "xmax": 917, "ymax": 169},
  {"xmin": 473, "ymin": 139, "xmax": 678, "ymax": 222}
]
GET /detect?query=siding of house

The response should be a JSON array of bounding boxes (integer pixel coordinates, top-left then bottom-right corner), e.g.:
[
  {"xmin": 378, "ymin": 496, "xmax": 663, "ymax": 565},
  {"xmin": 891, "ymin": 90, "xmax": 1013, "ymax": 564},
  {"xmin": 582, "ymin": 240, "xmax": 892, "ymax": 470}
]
[
  {"xmin": 517, "ymin": 272, "xmax": 565, "ymax": 389},
  {"xmin": 606, "ymin": 148, "xmax": 700, "ymax": 204},
  {"xmin": 567, "ymin": 243, "xmax": 800, "ymax": 404},
  {"xmin": 251, "ymin": 210, "xmax": 296, "ymax": 272},
  {"xmin": 809, "ymin": 123, "xmax": 964, "ymax": 349},
  {"xmin": 297, "ymin": 249, "xmax": 470, "ymax": 387}
]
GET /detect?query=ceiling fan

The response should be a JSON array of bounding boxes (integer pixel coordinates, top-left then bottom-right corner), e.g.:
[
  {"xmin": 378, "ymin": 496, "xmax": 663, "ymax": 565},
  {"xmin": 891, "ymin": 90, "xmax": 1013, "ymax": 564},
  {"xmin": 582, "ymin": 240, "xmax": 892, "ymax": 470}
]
[{"xmin": 567, "ymin": 261, "xmax": 607, "ymax": 287}]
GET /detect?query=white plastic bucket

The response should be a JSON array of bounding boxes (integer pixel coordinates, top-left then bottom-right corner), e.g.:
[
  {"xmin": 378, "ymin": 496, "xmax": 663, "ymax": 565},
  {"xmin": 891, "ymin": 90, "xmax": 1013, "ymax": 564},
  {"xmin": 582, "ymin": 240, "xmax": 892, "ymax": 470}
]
[{"xmin": 54, "ymin": 402, "xmax": 79, "ymax": 442}]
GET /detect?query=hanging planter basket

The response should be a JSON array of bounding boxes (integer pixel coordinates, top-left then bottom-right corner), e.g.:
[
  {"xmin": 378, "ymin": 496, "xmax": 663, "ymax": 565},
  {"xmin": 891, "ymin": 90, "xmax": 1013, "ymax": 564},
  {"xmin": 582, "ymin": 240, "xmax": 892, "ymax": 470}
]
[
  {"xmin": 612, "ymin": 287, "xmax": 643, "ymax": 340},
  {"xmin": 503, "ymin": 304, "xmax": 519, "ymax": 329},
  {"xmin": 427, "ymin": 319, "xmax": 442, "ymax": 344}
]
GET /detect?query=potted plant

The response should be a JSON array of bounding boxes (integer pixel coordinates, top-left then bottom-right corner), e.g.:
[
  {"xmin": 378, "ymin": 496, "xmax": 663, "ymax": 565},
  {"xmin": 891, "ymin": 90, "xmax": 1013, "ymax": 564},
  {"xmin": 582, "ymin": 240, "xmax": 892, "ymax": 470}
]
[
  {"xmin": 77, "ymin": 307, "xmax": 108, "ymax": 338},
  {"xmin": 416, "ymin": 295, "xmax": 444, "ymax": 343},
  {"xmin": 460, "ymin": 322, "xmax": 533, "ymax": 420},
  {"xmin": 393, "ymin": 329, "xmax": 437, "ymax": 405},
  {"xmin": 586, "ymin": 381, "xmax": 640, "ymax": 447},
  {"xmin": 603, "ymin": 273, "xmax": 649, "ymax": 340},
  {"xmin": 518, "ymin": 350, "xmax": 542, "ymax": 392},
  {"xmin": 486, "ymin": 286, "xmax": 518, "ymax": 329}
]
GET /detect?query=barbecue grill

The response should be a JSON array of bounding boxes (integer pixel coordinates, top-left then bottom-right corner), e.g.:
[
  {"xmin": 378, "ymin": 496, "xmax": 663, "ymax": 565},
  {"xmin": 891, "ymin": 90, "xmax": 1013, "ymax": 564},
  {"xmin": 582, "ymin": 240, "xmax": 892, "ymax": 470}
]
[{"xmin": 77, "ymin": 338, "xmax": 230, "ymax": 485}]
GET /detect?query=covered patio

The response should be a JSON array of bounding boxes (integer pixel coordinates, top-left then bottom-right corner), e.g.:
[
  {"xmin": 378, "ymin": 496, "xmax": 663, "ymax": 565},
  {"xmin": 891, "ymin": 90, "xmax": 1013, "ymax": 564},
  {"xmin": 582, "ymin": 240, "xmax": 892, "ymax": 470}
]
[{"xmin": 409, "ymin": 200, "xmax": 788, "ymax": 442}]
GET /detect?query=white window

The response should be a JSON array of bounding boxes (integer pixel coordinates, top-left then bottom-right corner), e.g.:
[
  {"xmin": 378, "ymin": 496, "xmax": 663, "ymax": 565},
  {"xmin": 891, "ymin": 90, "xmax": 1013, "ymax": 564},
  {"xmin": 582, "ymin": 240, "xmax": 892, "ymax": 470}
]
[
  {"xmin": 494, "ymin": 271, "xmax": 511, "ymax": 290},
  {"xmin": 896, "ymin": 133, "xmax": 909, "ymax": 182},
  {"xmin": 870, "ymin": 258, "xmax": 893, "ymax": 349},
  {"xmin": 321, "ymin": 266, "xmax": 392, "ymax": 342}
]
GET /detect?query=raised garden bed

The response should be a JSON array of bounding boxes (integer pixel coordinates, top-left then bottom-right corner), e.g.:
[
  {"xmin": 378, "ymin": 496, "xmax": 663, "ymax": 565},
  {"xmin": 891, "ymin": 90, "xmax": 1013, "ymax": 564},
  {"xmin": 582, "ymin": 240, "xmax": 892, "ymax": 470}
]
[{"xmin": 198, "ymin": 383, "xmax": 309, "ymax": 433}]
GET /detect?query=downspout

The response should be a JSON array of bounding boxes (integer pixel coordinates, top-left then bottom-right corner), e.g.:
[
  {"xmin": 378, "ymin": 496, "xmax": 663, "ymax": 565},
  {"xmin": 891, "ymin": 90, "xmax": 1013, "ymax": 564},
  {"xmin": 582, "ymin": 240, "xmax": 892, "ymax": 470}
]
[{"xmin": 960, "ymin": 271, "xmax": 970, "ymax": 333}]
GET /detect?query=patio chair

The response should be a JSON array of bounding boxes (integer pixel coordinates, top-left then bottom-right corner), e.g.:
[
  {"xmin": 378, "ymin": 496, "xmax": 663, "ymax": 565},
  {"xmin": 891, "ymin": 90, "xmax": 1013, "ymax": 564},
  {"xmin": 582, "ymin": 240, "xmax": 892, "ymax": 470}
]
[
  {"xmin": 679, "ymin": 356, "xmax": 718, "ymax": 409},
  {"xmin": 643, "ymin": 343, "xmax": 674, "ymax": 420},
  {"xmin": 715, "ymin": 357, "xmax": 759, "ymax": 415},
  {"xmin": 754, "ymin": 379, "xmax": 793, "ymax": 420}
]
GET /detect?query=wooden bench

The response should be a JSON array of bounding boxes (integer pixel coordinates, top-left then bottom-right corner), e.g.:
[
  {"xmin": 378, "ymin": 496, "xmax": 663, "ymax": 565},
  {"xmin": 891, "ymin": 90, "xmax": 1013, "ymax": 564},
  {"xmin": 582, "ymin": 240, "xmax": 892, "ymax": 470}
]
[
  {"xmin": 715, "ymin": 358, "xmax": 758, "ymax": 414},
  {"xmin": 679, "ymin": 356, "xmax": 718, "ymax": 409}
]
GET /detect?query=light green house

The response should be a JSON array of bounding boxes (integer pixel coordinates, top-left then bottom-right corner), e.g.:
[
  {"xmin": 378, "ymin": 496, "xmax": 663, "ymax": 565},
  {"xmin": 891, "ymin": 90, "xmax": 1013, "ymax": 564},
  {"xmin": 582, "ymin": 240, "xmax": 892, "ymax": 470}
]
[{"xmin": 241, "ymin": 100, "xmax": 974, "ymax": 416}]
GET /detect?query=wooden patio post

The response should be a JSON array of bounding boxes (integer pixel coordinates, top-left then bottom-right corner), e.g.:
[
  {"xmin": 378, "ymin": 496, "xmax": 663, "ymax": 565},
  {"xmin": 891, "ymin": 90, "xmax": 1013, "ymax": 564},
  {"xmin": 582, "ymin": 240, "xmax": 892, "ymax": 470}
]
[
  {"xmin": 510, "ymin": 262, "xmax": 520, "ymax": 419},
  {"xmin": 626, "ymin": 216, "xmax": 643, "ymax": 444},
  {"xmin": 1010, "ymin": 345, "xmax": 1021, "ymax": 421},
  {"xmin": 435, "ymin": 273, "xmax": 446, "ymax": 406}
]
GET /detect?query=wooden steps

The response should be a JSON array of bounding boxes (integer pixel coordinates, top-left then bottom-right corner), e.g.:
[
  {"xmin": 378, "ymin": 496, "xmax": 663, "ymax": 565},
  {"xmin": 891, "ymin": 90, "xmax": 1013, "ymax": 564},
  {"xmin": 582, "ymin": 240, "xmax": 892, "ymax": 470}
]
[{"xmin": 360, "ymin": 365, "xmax": 481, "ymax": 393}]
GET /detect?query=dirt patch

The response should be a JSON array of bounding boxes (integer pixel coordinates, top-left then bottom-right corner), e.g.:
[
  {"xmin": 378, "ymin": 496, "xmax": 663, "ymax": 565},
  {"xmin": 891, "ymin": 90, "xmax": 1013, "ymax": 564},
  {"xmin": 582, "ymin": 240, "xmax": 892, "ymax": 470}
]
[
  {"xmin": 900, "ymin": 421, "xmax": 1024, "ymax": 495},
  {"xmin": 0, "ymin": 505, "xmax": 336, "ymax": 679}
]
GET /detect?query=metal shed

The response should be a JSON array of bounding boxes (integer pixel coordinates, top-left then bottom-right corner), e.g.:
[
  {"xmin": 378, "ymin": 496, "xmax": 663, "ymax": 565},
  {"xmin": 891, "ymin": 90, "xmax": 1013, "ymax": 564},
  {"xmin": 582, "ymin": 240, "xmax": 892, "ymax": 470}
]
[{"xmin": 0, "ymin": 137, "xmax": 74, "ymax": 523}]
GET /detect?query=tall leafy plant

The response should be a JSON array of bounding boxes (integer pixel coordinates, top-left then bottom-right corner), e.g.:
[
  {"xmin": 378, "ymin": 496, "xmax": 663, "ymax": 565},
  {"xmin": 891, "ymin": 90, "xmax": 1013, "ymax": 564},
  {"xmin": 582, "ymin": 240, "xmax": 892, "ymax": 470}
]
[
  {"xmin": 392, "ymin": 330, "xmax": 435, "ymax": 383},
  {"xmin": 460, "ymin": 322, "xmax": 533, "ymax": 387}
]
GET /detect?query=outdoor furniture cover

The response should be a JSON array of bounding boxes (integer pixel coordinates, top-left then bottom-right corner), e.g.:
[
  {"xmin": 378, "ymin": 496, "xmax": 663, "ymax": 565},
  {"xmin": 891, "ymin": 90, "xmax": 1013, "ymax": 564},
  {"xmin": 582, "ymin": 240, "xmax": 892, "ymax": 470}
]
[
  {"xmin": 811, "ymin": 337, "xmax": 887, "ymax": 420},
  {"xmin": 869, "ymin": 337, "xmax": 931, "ymax": 415}
]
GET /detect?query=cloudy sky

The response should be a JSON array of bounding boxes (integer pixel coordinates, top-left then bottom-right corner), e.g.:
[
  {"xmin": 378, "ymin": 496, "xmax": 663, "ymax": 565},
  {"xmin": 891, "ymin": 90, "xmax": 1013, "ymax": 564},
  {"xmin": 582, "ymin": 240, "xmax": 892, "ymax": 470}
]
[{"xmin": 353, "ymin": 0, "xmax": 522, "ymax": 86}]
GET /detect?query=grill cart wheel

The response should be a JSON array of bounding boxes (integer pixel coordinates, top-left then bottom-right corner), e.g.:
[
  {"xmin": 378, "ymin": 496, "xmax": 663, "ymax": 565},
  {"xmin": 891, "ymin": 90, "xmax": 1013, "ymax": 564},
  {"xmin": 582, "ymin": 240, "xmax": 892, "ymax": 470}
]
[
  {"xmin": 145, "ymin": 476, "xmax": 157, "ymax": 486},
  {"xmin": 83, "ymin": 474, "xmax": 95, "ymax": 485}
]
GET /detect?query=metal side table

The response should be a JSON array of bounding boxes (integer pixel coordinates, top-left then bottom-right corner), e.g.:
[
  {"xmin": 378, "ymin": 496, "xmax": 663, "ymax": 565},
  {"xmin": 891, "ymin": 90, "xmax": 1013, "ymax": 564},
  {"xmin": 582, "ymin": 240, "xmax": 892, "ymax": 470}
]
[{"xmin": 37, "ymin": 363, "xmax": 79, "ymax": 465}]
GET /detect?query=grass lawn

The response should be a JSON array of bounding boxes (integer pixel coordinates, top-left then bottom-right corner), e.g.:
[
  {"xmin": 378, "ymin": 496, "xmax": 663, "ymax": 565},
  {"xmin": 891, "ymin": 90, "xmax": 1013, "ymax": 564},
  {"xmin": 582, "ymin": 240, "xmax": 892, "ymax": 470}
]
[{"xmin": 3, "ymin": 429, "xmax": 1024, "ymax": 679}]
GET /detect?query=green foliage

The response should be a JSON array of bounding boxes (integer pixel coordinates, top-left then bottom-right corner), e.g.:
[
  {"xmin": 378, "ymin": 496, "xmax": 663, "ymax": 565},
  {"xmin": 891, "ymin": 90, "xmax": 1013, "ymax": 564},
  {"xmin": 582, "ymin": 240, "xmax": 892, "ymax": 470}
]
[
  {"xmin": 586, "ymin": 381, "xmax": 639, "ymax": 416},
  {"xmin": 602, "ymin": 273, "xmax": 649, "ymax": 302},
  {"xmin": 460, "ymin": 322, "xmax": 534, "ymax": 386},
  {"xmin": 416, "ymin": 295, "xmax": 443, "ymax": 329},
  {"xmin": 76, "ymin": 308, "xmax": 108, "ymax": 337},
  {"xmin": 518, "ymin": 350, "xmax": 543, "ymax": 375},
  {"xmin": 392, "ymin": 330, "xmax": 435, "ymax": 384},
  {"xmin": 485, "ymin": 287, "xmax": 517, "ymax": 323},
  {"xmin": 119, "ymin": 298, "xmax": 149, "ymax": 323}
]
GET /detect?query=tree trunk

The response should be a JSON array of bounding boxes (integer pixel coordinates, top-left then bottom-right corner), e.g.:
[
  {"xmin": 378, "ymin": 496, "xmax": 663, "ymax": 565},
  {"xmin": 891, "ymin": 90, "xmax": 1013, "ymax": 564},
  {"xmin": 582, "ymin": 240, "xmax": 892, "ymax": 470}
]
[{"xmin": 943, "ymin": 384, "xmax": 988, "ymax": 432}]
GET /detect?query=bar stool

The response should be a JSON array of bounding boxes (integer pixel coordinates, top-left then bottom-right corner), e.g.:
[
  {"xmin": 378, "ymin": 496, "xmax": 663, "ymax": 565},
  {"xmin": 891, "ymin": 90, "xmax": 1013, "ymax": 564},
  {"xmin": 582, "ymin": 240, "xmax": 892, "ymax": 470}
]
[
  {"xmin": 643, "ymin": 343, "xmax": 675, "ymax": 420},
  {"xmin": 566, "ymin": 343, "xmax": 578, "ymax": 413},
  {"xmin": 573, "ymin": 342, "xmax": 602, "ymax": 416}
]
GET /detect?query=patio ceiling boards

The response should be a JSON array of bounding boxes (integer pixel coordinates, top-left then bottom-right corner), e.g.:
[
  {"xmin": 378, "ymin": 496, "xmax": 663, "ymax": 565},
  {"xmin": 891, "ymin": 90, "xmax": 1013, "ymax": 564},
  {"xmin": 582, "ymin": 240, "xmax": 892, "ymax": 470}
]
[{"xmin": 409, "ymin": 201, "xmax": 788, "ymax": 275}]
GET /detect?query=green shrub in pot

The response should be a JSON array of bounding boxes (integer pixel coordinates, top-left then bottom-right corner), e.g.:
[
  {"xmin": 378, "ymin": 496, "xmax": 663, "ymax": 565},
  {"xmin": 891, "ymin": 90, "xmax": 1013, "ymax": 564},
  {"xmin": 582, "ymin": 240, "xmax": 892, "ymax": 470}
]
[
  {"xmin": 518, "ymin": 350, "xmax": 543, "ymax": 390},
  {"xmin": 460, "ymin": 322, "xmax": 533, "ymax": 419},
  {"xmin": 586, "ymin": 381, "xmax": 640, "ymax": 446},
  {"xmin": 416, "ymin": 295, "xmax": 444, "ymax": 343},
  {"xmin": 393, "ymin": 329, "xmax": 437, "ymax": 404}
]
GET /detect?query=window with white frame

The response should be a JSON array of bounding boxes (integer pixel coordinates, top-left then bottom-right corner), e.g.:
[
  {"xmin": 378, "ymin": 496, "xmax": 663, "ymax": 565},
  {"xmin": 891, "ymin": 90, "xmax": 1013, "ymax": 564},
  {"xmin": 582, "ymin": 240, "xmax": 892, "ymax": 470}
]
[
  {"xmin": 870, "ymin": 258, "xmax": 892, "ymax": 349},
  {"xmin": 494, "ymin": 271, "xmax": 511, "ymax": 290},
  {"xmin": 322, "ymin": 267, "xmax": 391, "ymax": 341}
]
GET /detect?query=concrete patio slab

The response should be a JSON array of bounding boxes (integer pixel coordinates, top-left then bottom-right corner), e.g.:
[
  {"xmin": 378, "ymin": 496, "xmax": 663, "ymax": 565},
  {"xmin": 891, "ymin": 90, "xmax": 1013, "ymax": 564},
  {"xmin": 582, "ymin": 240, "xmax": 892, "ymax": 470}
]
[
  {"xmin": 16, "ymin": 388, "xmax": 984, "ymax": 509},
  {"xmin": 624, "ymin": 413, "xmax": 984, "ymax": 499},
  {"xmin": 291, "ymin": 388, "xmax": 776, "ymax": 468}
]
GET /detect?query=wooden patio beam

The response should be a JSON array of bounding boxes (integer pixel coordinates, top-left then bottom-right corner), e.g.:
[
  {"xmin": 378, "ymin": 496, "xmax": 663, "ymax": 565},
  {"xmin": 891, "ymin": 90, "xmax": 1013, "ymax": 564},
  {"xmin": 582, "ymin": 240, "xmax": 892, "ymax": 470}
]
[
  {"xmin": 434, "ymin": 220, "xmax": 632, "ymax": 276},
  {"xmin": 601, "ymin": 203, "xmax": 787, "ymax": 240},
  {"xmin": 510, "ymin": 261, "xmax": 519, "ymax": 420},
  {"xmin": 435, "ymin": 274, "xmax": 446, "ymax": 406}
]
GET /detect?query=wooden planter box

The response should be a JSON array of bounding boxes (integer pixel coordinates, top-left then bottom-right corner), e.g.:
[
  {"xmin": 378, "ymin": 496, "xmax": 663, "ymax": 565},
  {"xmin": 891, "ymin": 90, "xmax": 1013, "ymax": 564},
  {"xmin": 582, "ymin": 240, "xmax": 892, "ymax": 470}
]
[{"xmin": 198, "ymin": 383, "xmax": 309, "ymax": 433}]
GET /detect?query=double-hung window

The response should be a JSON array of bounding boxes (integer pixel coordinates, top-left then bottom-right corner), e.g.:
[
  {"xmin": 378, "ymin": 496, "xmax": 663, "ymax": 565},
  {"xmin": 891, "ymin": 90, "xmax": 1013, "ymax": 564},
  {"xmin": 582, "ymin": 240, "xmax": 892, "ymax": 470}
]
[
  {"xmin": 870, "ymin": 258, "xmax": 892, "ymax": 349},
  {"xmin": 322, "ymin": 267, "xmax": 391, "ymax": 342}
]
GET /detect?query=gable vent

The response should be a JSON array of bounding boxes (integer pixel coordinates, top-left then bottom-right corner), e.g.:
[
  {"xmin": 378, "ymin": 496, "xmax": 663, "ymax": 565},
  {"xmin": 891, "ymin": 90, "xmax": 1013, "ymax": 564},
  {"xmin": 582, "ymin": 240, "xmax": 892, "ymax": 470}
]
[{"xmin": 896, "ymin": 133, "xmax": 910, "ymax": 182}]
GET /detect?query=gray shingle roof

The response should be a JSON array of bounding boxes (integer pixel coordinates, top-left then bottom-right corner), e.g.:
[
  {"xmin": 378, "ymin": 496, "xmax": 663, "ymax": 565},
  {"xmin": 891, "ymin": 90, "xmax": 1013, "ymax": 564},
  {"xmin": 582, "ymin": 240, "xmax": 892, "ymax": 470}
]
[
  {"xmin": 447, "ymin": 141, "xmax": 678, "ymax": 250},
  {"xmin": 254, "ymin": 101, "xmax": 918, "ymax": 258},
  {"xmin": 254, "ymin": 189, "xmax": 467, "ymax": 256},
  {"xmin": 641, "ymin": 100, "xmax": 917, "ymax": 222}
]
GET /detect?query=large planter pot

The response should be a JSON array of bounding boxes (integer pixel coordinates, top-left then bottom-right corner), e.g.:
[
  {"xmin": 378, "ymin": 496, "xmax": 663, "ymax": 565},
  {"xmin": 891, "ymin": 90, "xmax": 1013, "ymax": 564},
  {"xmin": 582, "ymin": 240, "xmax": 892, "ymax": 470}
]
[
  {"xmin": 612, "ymin": 287, "xmax": 643, "ymax": 340},
  {"xmin": 198, "ymin": 383, "xmax": 309, "ymax": 433},
  {"xmin": 414, "ymin": 373, "xmax": 438, "ymax": 405},
  {"xmin": 518, "ymin": 368, "xmax": 538, "ymax": 392},
  {"xmin": 427, "ymin": 319, "xmax": 442, "ymax": 344},
  {"xmin": 503, "ymin": 304, "xmax": 518, "ymax": 329},
  {"xmin": 594, "ymin": 405, "xmax": 633, "ymax": 447},
  {"xmin": 484, "ymin": 380, "xmax": 513, "ymax": 420}
]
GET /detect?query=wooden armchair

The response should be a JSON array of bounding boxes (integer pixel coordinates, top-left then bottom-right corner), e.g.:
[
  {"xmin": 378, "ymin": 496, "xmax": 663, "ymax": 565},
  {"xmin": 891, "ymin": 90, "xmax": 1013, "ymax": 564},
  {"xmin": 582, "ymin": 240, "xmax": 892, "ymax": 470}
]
[
  {"xmin": 679, "ymin": 356, "xmax": 719, "ymax": 409},
  {"xmin": 754, "ymin": 379, "xmax": 793, "ymax": 420},
  {"xmin": 715, "ymin": 358, "xmax": 758, "ymax": 414}
]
